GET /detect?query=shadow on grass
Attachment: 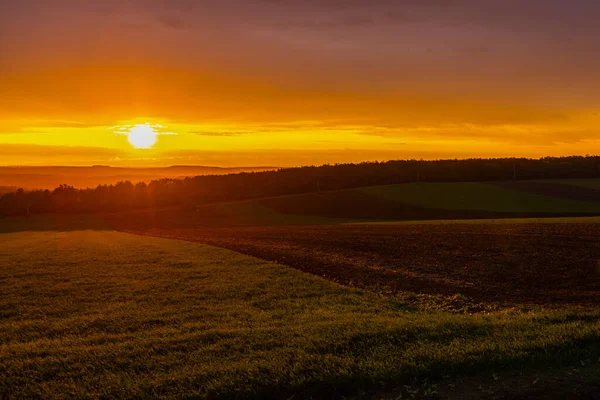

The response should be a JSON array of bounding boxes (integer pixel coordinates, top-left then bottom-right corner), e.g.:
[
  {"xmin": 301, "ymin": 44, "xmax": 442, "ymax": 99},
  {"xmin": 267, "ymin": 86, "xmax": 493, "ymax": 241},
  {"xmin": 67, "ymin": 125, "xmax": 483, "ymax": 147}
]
[
  {"xmin": 0, "ymin": 215, "xmax": 110, "ymax": 233},
  {"xmin": 205, "ymin": 330, "xmax": 600, "ymax": 400}
]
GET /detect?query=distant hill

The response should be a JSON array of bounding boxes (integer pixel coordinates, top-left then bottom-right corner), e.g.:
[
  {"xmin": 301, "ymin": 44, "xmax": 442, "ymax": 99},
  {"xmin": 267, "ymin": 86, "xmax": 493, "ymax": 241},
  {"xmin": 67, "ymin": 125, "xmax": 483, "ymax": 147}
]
[
  {"xmin": 220, "ymin": 179, "xmax": 600, "ymax": 221},
  {"xmin": 111, "ymin": 178, "xmax": 600, "ymax": 229},
  {"xmin": 0, "ymin": 165, "xmax": 276, "ymax": 190},
  {"xmin": 0, "ymin": 186, "xmax": 17, "ymax": 195},
  {"xmin": 2, "ymin": 156, "xmax": 600, "ymax": 218}
]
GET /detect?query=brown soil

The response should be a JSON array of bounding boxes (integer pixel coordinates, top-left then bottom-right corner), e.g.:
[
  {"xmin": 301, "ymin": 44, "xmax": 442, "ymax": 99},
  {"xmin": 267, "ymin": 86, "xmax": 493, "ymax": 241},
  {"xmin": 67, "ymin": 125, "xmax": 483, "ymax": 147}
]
[{"xmin": 122, "ymin": 222, "xmax": 600, "ymax": 307}]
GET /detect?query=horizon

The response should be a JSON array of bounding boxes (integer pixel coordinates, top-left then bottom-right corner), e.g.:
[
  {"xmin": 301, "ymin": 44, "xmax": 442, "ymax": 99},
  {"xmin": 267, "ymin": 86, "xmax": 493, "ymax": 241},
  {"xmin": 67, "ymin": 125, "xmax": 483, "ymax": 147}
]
[
  {"xmin": 3, "ymin": 1, "xmax": 600, "ymax": 166},
  {"xmin": 0, "ymin": 154, "xmax": 600, "ymax": 169},
  {"xmin": 0, "ymin": 164, "xmax": 277, "ymax": 169},
  {"xmin": 0, "ymin": 155, "xmax": 597, "ymax": 192},
  {"xmin": 1, "ymin": 153, "xmax": 597, "ymax": 170}
]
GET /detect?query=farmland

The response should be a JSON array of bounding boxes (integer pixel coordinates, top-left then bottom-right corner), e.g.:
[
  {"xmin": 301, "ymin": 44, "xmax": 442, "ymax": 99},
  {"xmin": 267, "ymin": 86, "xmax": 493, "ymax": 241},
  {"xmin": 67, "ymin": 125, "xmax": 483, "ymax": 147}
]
[
  {"xmin": 112, "ymin": 179, "xmax": 600, "ymax": 229},
  {"xmin": 127, "ymin": 220, "xmax": 600, "ymax": 307},
  {"xmin": 3, "ymin": 229, "xmax": 600, "ymax": 399},
  {"xmin": 359, "ymin": 181, "xmax": 600, "ymax": 213},
  {"xmin": 2, "ymin": 178, "xmax": 600, "ymax": 398},
  {"xmin": 4, "ymin": 0, "xmax": 600, "ymax": 395}
]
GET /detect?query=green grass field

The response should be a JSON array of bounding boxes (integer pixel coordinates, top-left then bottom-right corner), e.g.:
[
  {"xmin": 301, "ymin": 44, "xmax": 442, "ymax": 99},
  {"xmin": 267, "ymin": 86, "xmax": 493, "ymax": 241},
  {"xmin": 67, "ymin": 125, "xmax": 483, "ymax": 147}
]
[
  {"xmin": 0, "ymin": 214, "xmax": 108, "ymax": 233},
  {"xmin": 195, "ymin": 200, "xmax": 345, "ymax": 226},
  {"xmin": 67, "ymin": 178, "xmax": 600, "ymax": 230},
  {"xmin": 350, "ymin": 215, "xmax": 600, "ymax": 226},
  {"xmin": 543, "ymin": 178, "xmax": 600, "ymax": 190},
  {"xmin": 359, "ymin": 181, "xmax": 600, "ymax": 213},
  {"xmin": 2, "ymin": 230, "xmax": 600, "ymax": 398},
  {"xmin": 195, "ymin": 179, "xmax": 600, "ymax": 225}
]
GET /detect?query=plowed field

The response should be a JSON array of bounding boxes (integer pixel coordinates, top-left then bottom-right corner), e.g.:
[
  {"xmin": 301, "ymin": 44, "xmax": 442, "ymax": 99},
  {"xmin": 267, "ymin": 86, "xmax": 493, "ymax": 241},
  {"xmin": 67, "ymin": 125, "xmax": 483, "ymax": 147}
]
[{"xmin": 125, "ymin": 222, "xmax": 600, "ymax": 307}]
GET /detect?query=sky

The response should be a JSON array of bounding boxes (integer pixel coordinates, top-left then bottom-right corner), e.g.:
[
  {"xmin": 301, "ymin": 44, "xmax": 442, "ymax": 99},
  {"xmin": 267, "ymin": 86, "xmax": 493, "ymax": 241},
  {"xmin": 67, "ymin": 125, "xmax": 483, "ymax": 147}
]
[{"xmin": 1, "ymin": 0, "xmax": 600, "ymax": 166}]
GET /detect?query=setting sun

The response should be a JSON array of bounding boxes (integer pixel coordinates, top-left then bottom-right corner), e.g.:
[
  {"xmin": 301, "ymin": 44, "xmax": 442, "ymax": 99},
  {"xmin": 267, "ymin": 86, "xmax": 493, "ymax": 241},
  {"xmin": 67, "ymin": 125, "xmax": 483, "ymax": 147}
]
[{"xmin": 127, "ymin": 124, "xmax": 158, "ymax": 149}]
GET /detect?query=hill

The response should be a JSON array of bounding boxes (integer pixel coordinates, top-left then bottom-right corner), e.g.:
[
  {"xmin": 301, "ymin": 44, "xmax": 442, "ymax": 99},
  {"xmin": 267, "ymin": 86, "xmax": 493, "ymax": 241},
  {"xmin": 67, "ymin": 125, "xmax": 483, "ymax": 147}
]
[
  {"xmin": 0, "ymin": 165, "xmax": 275, "ymax": 190},
  {"xmin": 2, "ymin": 156, "xmax": 600, "ymax": 216},
  {"xmin": 103, "ymin": 178, "xmax": 600, "ymax": 230}
]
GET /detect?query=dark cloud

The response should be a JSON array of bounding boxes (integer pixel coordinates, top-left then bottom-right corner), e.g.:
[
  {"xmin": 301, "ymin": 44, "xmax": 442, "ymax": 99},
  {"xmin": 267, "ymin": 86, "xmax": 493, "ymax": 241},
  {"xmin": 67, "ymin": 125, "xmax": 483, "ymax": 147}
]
[
  {"xmin": 251, "ymin": 0, "xmax": 600, "ymax": 33},
  {"xmin": 457, "ymin": 46, "xmax": 491, "ymax": 56},
  {"xmin": 156, "ymin": 15, "xmax": 189, "ymax": 30},
  {"xmin": 257, "ymin": 0, "xmax": 460, "ymax": 9},
  {"xmin": 383, "ymin": 10, "xmax": 418, "ymax": 24},
  {"xmin": 269, "ymin": 15, "xmax": 376, "ymax": 30}
]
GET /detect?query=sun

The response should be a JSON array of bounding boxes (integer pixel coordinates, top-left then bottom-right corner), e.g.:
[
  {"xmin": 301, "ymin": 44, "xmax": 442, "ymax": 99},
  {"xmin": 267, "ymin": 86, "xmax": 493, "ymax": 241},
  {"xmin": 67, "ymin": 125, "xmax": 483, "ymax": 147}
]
[{"xmin": 127, "ymin": 124, "xmax": 158, "ymax": 149}]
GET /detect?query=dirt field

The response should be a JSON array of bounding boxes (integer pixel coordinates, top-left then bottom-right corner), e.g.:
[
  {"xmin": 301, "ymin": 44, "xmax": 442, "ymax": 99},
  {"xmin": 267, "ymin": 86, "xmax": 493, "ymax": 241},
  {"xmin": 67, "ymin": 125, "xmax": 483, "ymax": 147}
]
[{"xmin": 125, "ymin": 221, "xmax": 600, "ymax": 307}]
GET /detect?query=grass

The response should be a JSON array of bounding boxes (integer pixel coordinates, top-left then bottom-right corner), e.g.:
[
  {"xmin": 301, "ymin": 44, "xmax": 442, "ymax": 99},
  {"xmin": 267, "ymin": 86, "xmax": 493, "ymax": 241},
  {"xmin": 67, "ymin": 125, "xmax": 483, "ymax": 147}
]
[
  {"xmin": 110, "ymin": 202, "xmax": 348, "ymax": 232},
  {"xmin": 2, "ymin": 230, "xmax": 600, "ymax": 398},
  {"xmin": 196, "ymin": 200, "xmax": 347, "ymax": 226},
  {"xmin": 349, "ymin": 215, "xmax": 600, "ymax": 226},
  {"xmin": 130, "ymin": 221, "xmax": 600, "ymax": 307},
  {"xmin": 543, "ymin": 178, "xmax": 600, "ymax": 190},
  {"xmin": 359, "ymin": 182, "xmax": 600, "ymax": 213},
  {"xmin": 180, "ymin": 179, "xmax": 600, "ymax": 226},
  {"xmin": 4, "ymin": 178, "xmax": 599, "ymax": 232},
  {"xmin": 0, "ymin": 214, "xmax": 108, "ymax": 233},
  {"xmin": 184, "ymin": 179, "xmax": 600, "ymax": 226}
]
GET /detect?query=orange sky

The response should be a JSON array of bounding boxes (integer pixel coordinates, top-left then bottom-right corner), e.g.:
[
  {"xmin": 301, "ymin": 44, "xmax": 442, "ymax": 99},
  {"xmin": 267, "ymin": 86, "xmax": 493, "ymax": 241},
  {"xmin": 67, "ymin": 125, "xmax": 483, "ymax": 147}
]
[{"xmin": 1, "ymin": 0, "xmax": 599, "ymax": 167}]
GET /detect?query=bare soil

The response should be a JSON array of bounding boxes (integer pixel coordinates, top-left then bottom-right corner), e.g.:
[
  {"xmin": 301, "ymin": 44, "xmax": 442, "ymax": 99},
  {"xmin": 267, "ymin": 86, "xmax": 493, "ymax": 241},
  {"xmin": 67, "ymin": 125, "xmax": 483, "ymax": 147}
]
[{"xmin": 122, "ymin": 222, "xmax": 600, "ymax": 307}]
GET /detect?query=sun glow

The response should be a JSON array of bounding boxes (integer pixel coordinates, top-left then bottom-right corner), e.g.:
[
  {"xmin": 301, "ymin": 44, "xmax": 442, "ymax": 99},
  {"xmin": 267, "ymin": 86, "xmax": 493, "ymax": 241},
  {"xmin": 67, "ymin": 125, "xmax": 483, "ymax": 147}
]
[{"xmin": 127, "ymin": 124, "xmax": 158, "ymax": 149}]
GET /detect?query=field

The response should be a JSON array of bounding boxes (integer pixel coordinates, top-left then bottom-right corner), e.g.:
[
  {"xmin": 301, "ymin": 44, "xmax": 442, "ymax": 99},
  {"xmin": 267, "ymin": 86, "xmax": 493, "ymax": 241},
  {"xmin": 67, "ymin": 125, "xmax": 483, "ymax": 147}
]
[
  {"xmin": 2, "ymin": 178, "xmax": 600, "ymax": 398},
  {"xmin": 127, "ymin": 221, "xmax": 600, "ymax": 307},
  {"xmin": 359, "ymin": 181, "xmax": 600, "ymax": 213},
  {"xmin": 0, "ymin": 214, "xmax": 108, "ymax": 234},
  {"xmin": 3, "ymin": 229, "xmax": 600, "ymax": 399},
  {"xmin": 105, "ymin": 179, "xmax": 600, "ymax": 231}
]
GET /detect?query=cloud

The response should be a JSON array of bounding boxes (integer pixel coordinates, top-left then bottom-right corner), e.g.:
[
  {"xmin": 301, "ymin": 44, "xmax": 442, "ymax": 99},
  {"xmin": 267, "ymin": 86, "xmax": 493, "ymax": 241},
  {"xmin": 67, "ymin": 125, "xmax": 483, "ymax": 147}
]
[
  {"xmin": 267, "ymin": 15, "xmax": 375, "ymax": 30},
  {"xmin": 156, "ymin": 14, "xmax": 189, "ymax": 30},
  {"xmin": 457, "ymin": 46, "xmax": 490, "ymax": 56},
  {"xmin": 257, "ymin": 0, "xmax": 460, "ymax": 9},
  {"xmin": 111, "ymin": 123, "xmax": 177, "ymax": 136},
  {"xmin": 0, "ymin": 144, "xmax": 126, "ymax": 158},
  {"xmin": 190, "ymin": 131, "xmax": 254, "ymax": 136},
  {"xmin": 383, "ymin": 10, "xmax": 418, "ymax": 24},
  {"xmin": 0, "ymin": 120, "xmax": 107, "ymax": 134},
  {"xmin": 253, "ymin": 0, "xmax": 466, "ymax": 31}
]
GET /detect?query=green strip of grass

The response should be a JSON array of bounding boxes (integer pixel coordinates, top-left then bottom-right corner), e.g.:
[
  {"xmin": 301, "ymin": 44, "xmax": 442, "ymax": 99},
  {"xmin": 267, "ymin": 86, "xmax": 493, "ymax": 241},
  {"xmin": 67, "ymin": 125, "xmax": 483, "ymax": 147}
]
[
  {"xmin": 199, "ymin": 200, "xmax": 349, "ymax": 225},
  {"xmin": 2, "ymin": 231, "xmax": 600, "ymax": 399},
  {"xmin": 542, "ymin": 178, "xmax": 600, "ymax": 190},
  {"xmin": 348, "ymin": 216, "xmax": 600, "ymax": 226},
  {"xmin": 360, "ymin": 182, "xmax": 600, "ymax": 213}
]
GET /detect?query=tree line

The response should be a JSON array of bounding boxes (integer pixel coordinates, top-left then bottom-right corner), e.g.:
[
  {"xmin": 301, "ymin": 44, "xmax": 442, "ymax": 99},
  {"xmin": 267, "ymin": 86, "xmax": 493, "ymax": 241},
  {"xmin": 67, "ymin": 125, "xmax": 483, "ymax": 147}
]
[{"xmin": 1, "ymin": 156, "xmax": 599, "ymax": 216}]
